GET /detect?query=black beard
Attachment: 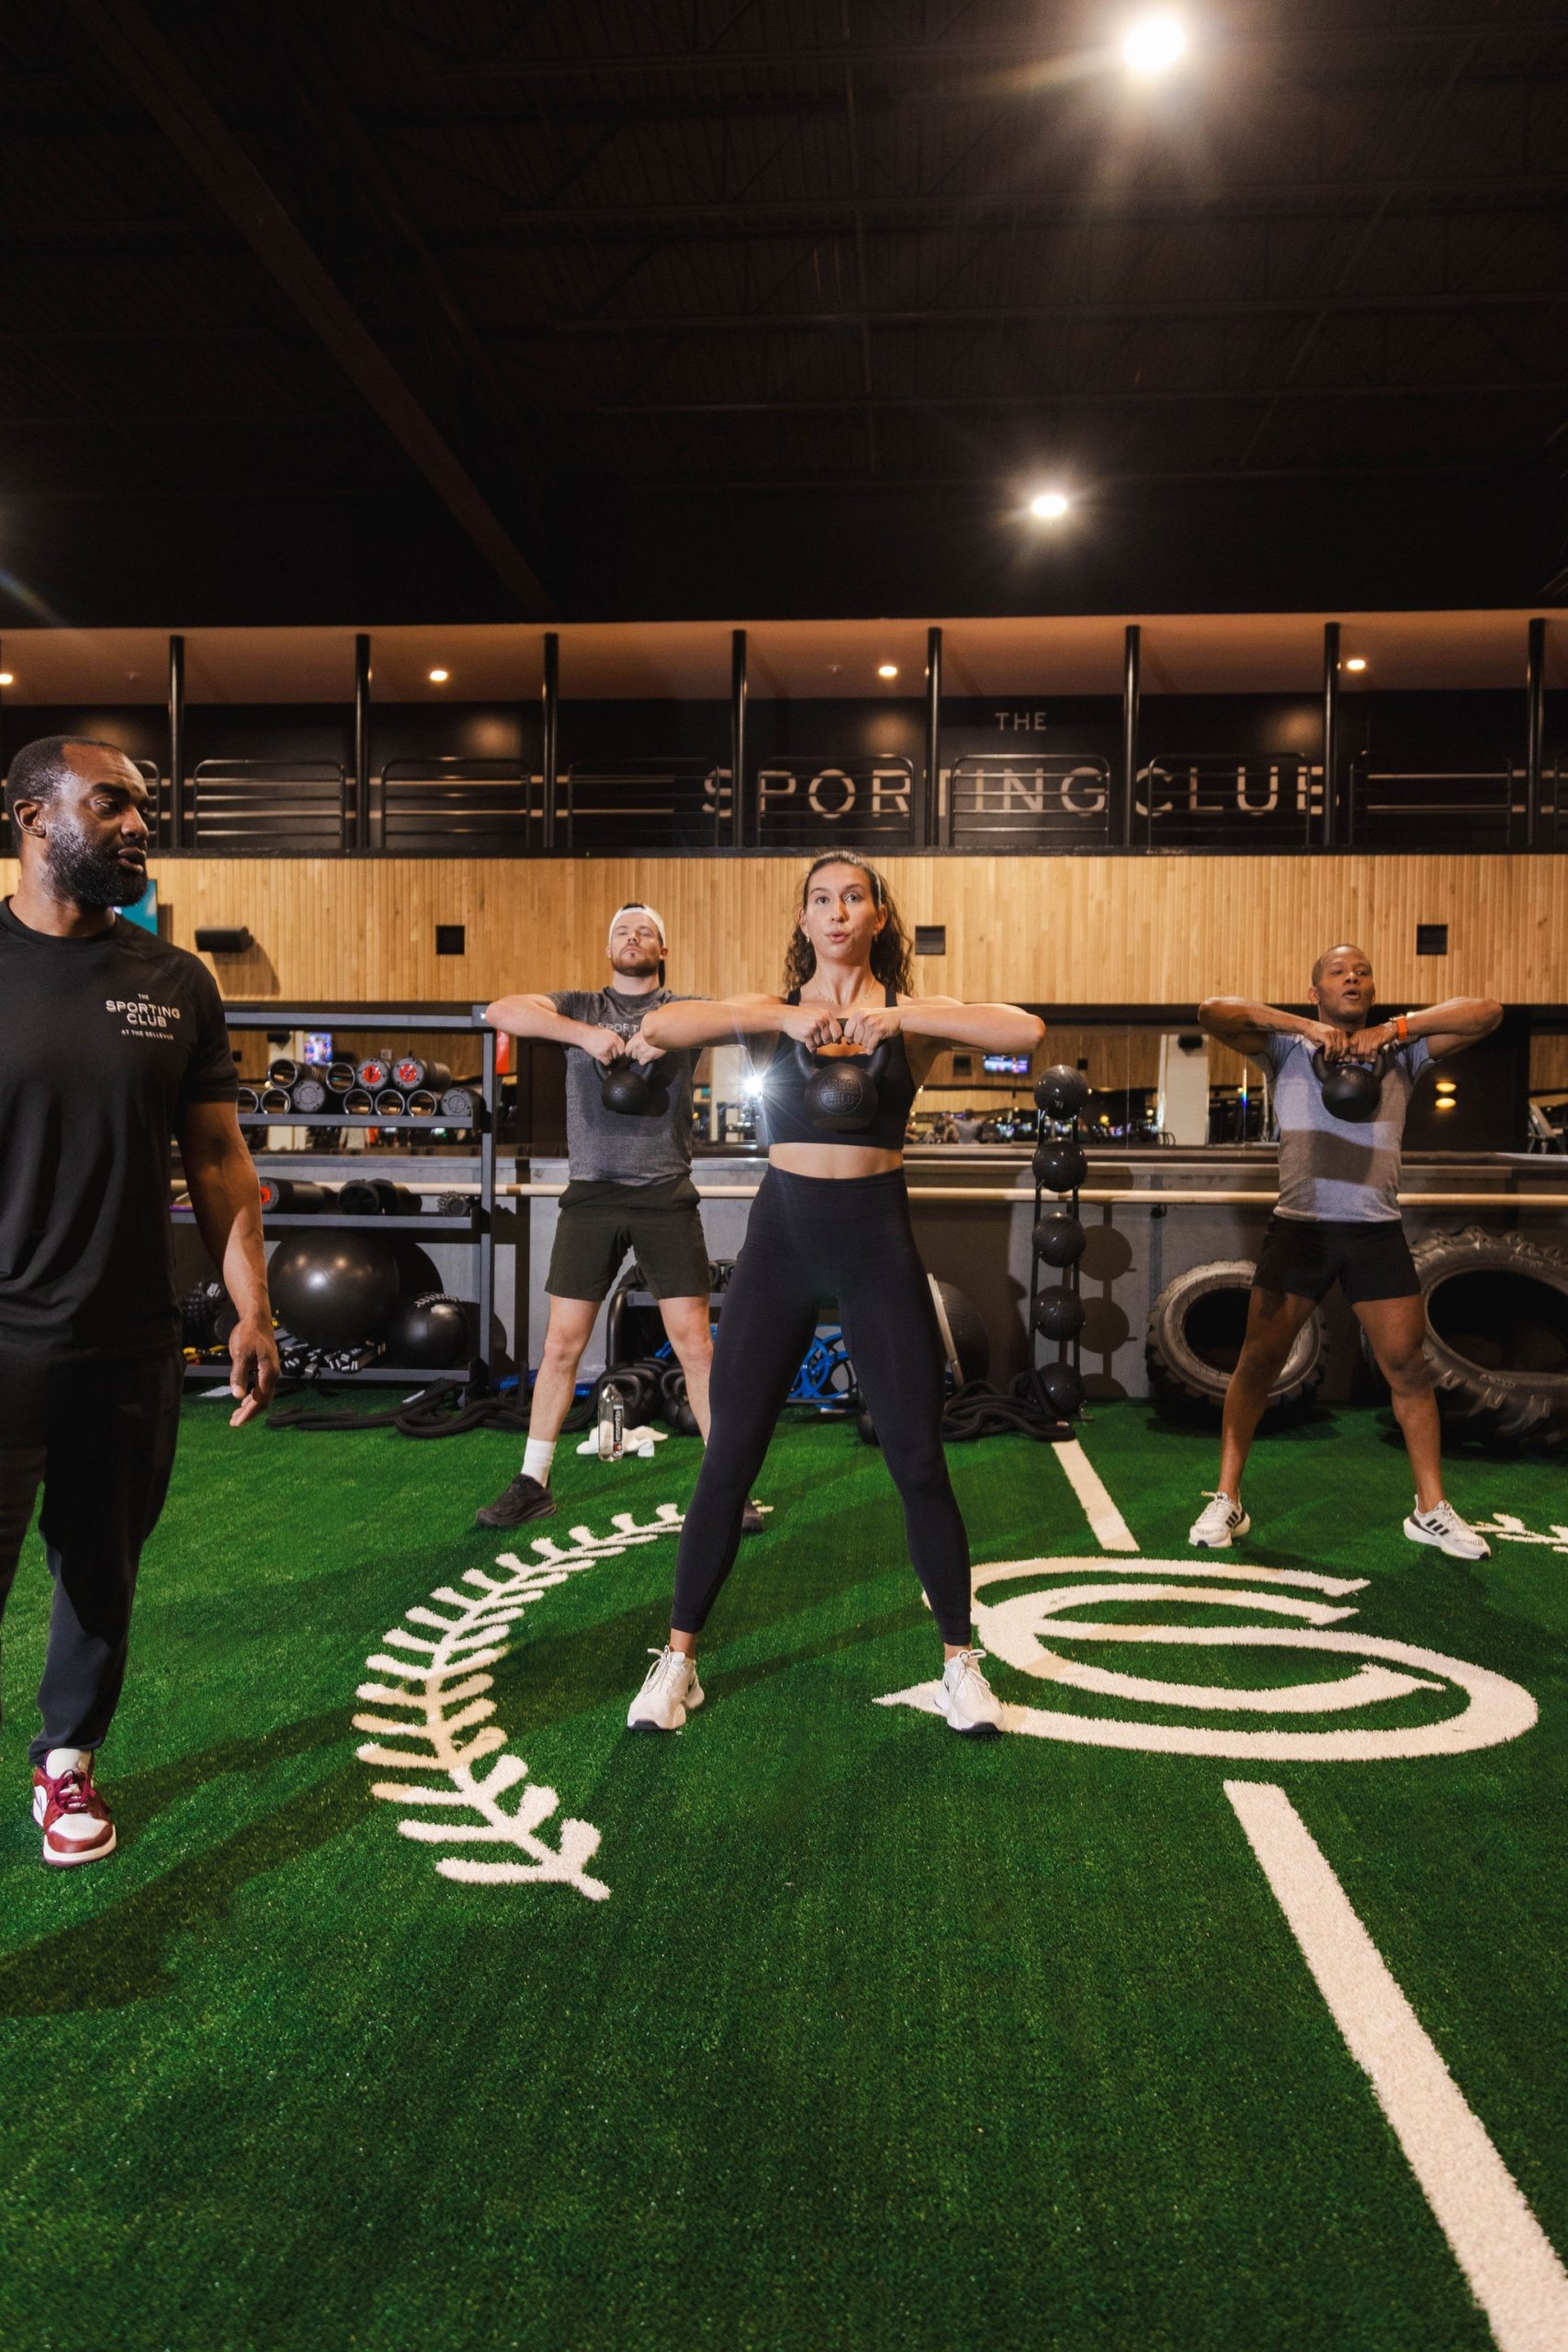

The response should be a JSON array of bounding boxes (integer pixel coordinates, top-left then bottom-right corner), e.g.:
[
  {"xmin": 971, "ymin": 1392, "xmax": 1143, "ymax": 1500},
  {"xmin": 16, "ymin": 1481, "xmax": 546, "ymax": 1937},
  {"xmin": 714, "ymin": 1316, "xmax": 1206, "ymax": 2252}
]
[{"xmin": 45, "ymin": 821, "xmax": 147, "ymax": 910}]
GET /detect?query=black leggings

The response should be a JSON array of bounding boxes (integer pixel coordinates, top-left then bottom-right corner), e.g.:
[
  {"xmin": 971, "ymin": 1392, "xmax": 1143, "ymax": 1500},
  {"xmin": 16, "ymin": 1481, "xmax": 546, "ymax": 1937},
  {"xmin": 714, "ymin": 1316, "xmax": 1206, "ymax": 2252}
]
[{"xmin": 671, "ymin": 1166, "xmax": 973, "ymax": 1646}]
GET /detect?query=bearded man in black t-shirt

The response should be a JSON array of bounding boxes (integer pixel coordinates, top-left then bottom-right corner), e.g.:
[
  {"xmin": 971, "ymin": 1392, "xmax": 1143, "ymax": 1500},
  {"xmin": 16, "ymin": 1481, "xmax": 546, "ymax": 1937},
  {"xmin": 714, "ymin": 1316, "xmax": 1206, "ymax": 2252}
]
[{"xmin": 0, "ymin": 736, "xmax": 278, "ymax": 1868}]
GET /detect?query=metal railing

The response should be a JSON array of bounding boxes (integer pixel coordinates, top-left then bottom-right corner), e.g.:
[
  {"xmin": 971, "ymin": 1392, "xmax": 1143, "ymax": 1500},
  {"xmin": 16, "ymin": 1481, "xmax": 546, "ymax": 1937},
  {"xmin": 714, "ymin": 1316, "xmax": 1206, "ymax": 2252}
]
[
  {"xmin": 1344, "ymin": 762, "xmax": 1555, "ymax": 852},
  {"xmin": 1139, "ymin": 753, "xmax": 1320, "ymax": 848},
  {"xmin": 184, "ymin": 760, "xmax": 348, "ymax": 853},
  {"xmin": 6, "ymin": 747, "xmax": 1557, "ymax": 857},
  {"xmin": 754, "ymin": 757, "xmax": 918, "ymax": 847},
  {"xmin": 947, "ymin": 754, "xmax": 1113, "ymax": 848},
  {"xmin": 377, "ymin": 758, "xmax": 534, "ymax": 854},
  {"xmin": 561, "ymin": 757, "xmax": 731, "ymax": 851}
]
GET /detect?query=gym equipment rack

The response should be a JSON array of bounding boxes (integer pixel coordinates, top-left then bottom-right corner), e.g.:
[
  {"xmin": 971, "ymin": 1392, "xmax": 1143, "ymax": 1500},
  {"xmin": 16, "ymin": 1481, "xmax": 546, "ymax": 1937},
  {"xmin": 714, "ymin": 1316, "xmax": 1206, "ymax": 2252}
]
[{"xmin": 178, "ymin": 1003, "xmax": 499, "ymax": 1391}]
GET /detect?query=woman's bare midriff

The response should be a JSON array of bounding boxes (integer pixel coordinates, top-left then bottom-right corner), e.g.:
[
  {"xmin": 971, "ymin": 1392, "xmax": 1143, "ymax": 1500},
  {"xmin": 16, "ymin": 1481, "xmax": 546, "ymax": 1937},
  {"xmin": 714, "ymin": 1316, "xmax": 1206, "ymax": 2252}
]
[{"xmin": 767, "ymin": 1144, "xmax": 905, "ymax": 1179}]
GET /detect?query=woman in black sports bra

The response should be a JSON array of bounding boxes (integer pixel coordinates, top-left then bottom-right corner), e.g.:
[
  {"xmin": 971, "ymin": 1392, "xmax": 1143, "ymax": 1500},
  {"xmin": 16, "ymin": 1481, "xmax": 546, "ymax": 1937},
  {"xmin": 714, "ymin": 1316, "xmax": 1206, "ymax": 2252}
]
[{"xmin": 626, "ymin": 853, "xmax": 1044, "ymax": 1738}]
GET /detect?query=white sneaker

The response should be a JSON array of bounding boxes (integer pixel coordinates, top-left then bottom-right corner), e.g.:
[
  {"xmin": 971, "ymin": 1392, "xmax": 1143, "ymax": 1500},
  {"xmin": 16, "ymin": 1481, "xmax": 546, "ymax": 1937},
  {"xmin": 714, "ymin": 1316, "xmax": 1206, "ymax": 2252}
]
[
  {"xmin": 1404, "ymin": 1501, "xmax": 1491, "ymax": 1561},
  {"xmin": 1190, "ymin": 1492, "xmax": 1250, "ymax": 1549},
  {"xmin": 936, "ymin": 1648, "xmax": 1003, "ymax": 1736},
  {"xmin": 626, "ymin": 1645, "xmax": 705, "ymax": 1733}
]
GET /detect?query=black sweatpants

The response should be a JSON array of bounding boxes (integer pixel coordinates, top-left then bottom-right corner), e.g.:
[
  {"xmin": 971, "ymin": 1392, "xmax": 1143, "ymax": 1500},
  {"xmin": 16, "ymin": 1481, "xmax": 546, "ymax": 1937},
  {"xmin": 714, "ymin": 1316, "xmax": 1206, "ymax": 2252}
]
[
  {"xmin": 0, "ymin": 1351, "xmax": 182, "ymax": 1764},
  {"xmin": 671, "ymin": 1166, "xmax": 973, "ymax": 1646}
]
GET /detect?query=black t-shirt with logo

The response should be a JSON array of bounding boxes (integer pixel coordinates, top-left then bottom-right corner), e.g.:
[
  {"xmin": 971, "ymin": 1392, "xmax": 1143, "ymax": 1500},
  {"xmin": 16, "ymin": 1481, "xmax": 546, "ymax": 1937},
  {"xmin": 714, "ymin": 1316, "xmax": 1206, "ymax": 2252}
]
[{"xmin": 0, "ymin": 901, "xmax": 239, "ymax": 1358}]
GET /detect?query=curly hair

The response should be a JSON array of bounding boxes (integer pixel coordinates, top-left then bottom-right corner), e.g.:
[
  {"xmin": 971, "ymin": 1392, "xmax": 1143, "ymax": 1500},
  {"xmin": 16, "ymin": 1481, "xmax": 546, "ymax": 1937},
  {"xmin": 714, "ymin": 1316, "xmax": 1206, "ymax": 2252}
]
[{"xmin": 782, "ymin": 852, "xmax": 914, "ymax": 996}]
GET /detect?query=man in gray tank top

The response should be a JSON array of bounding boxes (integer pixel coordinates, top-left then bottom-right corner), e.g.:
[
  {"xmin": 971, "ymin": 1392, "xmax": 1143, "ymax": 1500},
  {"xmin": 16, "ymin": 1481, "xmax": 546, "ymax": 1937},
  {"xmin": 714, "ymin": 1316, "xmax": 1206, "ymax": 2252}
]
[
  {"xmin": 1192, "ymin": 944, "xmax": 1502, "ymax": 1558},
  {"xmin": 475, "ymin": 904, "xmax": 761, "ymax": 1536}
]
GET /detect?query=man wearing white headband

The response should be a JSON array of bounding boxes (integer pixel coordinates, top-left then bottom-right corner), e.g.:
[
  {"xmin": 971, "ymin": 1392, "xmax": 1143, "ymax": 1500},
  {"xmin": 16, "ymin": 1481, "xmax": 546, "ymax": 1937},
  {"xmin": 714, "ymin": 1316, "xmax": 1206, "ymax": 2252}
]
[{"xmin": 478, "ymin": 904, "xmax": 761, "ymax": 1534}]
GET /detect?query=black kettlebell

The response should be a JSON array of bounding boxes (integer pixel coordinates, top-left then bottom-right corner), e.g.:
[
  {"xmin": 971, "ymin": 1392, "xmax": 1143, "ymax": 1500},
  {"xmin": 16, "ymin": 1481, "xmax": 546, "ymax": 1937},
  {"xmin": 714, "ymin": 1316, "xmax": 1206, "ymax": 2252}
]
[
  {"xmin": 793, "ymin": 1038, "xmax": 894, "ymax": 1132},
  {"xmin": 601, "ymin": 1058, "xmax": 653, "ymax": 1115},
  {"xmin": 1312, "ymin": 1043, "xmax": 1393, "ymax": 1125}
]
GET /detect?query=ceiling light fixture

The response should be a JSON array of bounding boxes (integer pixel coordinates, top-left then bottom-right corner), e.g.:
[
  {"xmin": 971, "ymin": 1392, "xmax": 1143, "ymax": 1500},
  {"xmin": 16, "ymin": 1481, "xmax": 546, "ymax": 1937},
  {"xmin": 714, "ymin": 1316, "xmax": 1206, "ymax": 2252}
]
[
  {"xmin": 1028, "ymin": 489, "xmax": 1071, "ymax": 521},
  {"xmin": 428, "ymin": 667, "xmax": 449, "ymax": 684},
  {"xmin": 877, "ymin": 662, "xmax": 898, "ymax": 679},
  {"xmin": 0, "ymin": 671, "xmax": 13, "ymax": 686},
  {"xmin": 1122, "ymin": 13, "xmax": 1188, "ymax": 77},
  {"xmin": 1346, "ymin": 656, "xmax": 1368, "ymax": 673}
]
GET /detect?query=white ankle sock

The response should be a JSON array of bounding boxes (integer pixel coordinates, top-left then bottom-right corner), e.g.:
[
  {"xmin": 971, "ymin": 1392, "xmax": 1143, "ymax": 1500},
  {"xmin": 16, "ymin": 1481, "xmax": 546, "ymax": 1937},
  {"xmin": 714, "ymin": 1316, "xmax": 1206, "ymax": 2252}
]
[
  {"xmin": 43, "ymin": 1748, "xmax": 90, "ymax": 1779},
  {"xmin": 523, "ymin": 1438, "xmax": 556, "ymax": 1487}
]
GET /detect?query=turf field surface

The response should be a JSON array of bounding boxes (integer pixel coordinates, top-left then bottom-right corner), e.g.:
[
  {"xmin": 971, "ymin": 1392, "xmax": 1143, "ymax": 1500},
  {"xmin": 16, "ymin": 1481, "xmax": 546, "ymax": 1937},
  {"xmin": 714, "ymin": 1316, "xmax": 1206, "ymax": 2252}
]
[{"xmin": 1, "ymin": 1399, "xmax": 1565, "ymax": 2352}]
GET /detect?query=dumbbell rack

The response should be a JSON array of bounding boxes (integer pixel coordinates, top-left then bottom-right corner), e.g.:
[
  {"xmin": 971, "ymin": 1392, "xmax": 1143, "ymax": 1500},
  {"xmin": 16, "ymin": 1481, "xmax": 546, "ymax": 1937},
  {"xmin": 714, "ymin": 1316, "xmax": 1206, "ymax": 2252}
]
[
  {"xmin": 178, "ymin": 1003, "xmax": 498, "ymax": 1389},
  {"xmin": 1028, "ymin": 1095, "xmax": 1086, "ymax": 1423}
]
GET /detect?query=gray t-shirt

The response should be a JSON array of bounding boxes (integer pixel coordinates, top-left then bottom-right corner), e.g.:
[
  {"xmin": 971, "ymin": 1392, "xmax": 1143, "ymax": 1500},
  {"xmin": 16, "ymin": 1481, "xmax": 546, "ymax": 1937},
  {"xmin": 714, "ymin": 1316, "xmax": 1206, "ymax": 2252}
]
[
  {"xmin": 549, "ymin": 988, "xmax": 701, "ymax": 1184},
  {"xmin": 1255, "ymin": 1029, "xmax": 1432, "ymax": 1223}
]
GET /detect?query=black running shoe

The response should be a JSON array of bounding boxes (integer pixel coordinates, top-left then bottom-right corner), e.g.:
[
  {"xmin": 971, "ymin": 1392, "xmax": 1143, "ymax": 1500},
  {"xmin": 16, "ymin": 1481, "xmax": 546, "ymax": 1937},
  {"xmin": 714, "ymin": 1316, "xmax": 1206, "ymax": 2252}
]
[
  {"xmin": 740, "ymin": 1500, "xmax": 766, "ymax": 1537},
  {"xmin": 474, "ymin": 1475, "xmax": 557, "ymax": 1531}
]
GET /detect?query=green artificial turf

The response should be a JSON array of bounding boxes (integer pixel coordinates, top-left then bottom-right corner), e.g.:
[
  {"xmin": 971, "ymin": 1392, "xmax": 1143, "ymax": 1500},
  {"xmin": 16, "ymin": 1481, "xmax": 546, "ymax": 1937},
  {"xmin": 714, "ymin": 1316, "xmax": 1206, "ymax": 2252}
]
[{"xmin": 1, "ymin": 1396, "xmax": 1564, "ymax": 2352}]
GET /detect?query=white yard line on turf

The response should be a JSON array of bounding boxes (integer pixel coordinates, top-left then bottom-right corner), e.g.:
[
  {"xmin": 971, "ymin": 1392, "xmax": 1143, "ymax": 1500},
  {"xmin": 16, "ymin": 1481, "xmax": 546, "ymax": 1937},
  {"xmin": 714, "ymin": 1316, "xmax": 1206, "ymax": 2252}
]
[
  {"xmin": 1226, "ymin": 1780, "xmax": 1568, "ymax": 2352},
  {"xmin": 1055, "ymin": 1439, "xmax": 1140, "ymax": 1552}
]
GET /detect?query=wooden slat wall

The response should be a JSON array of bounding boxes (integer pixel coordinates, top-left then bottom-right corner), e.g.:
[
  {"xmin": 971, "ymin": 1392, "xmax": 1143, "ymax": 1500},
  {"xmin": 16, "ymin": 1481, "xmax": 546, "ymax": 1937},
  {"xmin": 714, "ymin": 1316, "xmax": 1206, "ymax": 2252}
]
[{"xmin": 3, "ymin": 854, "xmax": 1564, "ymax": 1006}]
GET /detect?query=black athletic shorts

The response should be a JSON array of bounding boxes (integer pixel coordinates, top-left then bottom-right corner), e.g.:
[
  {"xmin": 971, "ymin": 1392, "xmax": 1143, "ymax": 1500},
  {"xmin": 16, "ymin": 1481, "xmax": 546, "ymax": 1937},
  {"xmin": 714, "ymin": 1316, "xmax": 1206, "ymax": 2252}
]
[
  {"xmin": 546, "ymin": 1173, "xmax": 711, "ymax": 1302},
  {"xmin": 1253, "ymin": 1215, "xmax": 1419, "ymax": 1306}
]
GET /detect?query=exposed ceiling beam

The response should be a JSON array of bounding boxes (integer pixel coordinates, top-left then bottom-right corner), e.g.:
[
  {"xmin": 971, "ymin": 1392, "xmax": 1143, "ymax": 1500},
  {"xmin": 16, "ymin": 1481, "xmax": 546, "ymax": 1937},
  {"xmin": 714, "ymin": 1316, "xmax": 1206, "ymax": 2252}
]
[
  {"xmin": 543, "ymin": 382, "xmax": 1568, "ymax": 420},
  {"xmin": 437, "ymin": 21, "xmax": 1568, "ymax": 80},
  {"xmin": 62, "ymin": 0, "xmax": 553, "ymax": 616},
  {"xmin": 497, "ymin": 294, "xmax": 1568, "ymax": 338}
]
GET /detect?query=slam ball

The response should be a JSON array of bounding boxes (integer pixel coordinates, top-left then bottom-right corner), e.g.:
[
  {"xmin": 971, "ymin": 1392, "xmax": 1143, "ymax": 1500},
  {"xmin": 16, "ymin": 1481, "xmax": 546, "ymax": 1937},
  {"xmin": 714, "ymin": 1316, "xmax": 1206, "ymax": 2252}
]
[
  {"xmin": 1033, "ymin": 1063, "xmax": 1089, "ymax": 1120},
  {"xmin": 386, "ymin": 1292, "xmax": 469, "ymax": 1369},
  {"xmin": 267, "ymin": 1229, "xmax": 400, "ymax": 1351},
  {"xmin": 1036, "ymin": 1361, "xmax": 1086, "ymax": 1418},
  {"xmin": 1033, "ymin": 1209, "xmax": 1087, "ymax": 1267},
  {"xmin": 1033, "ymin": 1285, "xmax": 1086, "ymax": 1340},
  {"xmin": 1032, "ymin": 1139, "xmax": 1088, "ymax": 1193}
]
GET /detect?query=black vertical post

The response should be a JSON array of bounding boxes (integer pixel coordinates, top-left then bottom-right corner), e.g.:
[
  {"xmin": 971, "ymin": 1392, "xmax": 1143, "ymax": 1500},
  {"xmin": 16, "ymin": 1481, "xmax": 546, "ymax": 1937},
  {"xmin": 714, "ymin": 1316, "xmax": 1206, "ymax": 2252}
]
[
  {"xmin": 730, "ymin": 628, "xmax": 749, "ymax": 848},
  {"xmin": 1526, "ymin": 615, "xmax": 1546, "ymax": 853},
  {"xmin": 924, "ymin": 625, "xmax": 942, "ymax": 849},
  {"xmin": 353, "ymin": 632, "xmax": 371, "ymax": 851},
  {"xmin": 167, "ymin": 632, "xmax": 186, "ymax": 849},
  {"xmin": 541, "ymin": 631, "xmax": 559, "ymax": 853},
  {"xmin": 1121, "ymin": 623, "xmax": 1141, "ymax": 848},
  {"xmin": 1322, "ymin": 621, "xmax": 1340, "ymax": 849}
]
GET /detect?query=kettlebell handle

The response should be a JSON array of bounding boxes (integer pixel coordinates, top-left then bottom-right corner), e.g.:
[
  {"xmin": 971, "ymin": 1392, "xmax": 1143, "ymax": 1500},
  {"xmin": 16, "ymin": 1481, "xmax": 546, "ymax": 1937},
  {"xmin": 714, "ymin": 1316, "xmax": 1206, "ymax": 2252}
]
[
  {"xmin": 1311, "ymin": 1042, "xmax": 1394, "ymax": 1082},
  {"xmin": 790, "ymin": 1037, "xmax": 895, "ymax": 1081}
]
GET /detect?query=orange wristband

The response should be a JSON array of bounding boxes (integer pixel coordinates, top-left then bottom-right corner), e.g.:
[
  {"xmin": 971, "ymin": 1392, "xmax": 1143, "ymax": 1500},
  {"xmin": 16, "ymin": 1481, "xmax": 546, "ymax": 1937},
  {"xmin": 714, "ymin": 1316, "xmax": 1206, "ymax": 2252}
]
[{"xmin": 1393, "ymin": 1015, "xmax": 1409, "ymax": 1044}]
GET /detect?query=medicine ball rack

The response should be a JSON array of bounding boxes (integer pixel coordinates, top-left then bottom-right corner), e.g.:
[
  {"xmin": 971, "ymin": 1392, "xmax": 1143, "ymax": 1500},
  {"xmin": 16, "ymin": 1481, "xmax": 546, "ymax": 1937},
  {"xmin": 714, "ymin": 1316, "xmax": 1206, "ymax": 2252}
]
[
  {"xmin": 178, "ymin": 1004, "xmax": 499, "ymax": 1389},
  {"xmin": 1027, "ymin": 1066, "xmax": 1090, "ymax": 1421}
]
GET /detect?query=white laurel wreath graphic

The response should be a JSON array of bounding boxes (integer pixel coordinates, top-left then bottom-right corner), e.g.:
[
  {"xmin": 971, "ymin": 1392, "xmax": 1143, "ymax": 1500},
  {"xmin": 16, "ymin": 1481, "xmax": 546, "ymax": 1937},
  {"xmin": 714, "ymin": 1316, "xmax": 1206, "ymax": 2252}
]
[{"xmin": 354, "ymin": 1503, "xmax": 683, "ymax": 1902}]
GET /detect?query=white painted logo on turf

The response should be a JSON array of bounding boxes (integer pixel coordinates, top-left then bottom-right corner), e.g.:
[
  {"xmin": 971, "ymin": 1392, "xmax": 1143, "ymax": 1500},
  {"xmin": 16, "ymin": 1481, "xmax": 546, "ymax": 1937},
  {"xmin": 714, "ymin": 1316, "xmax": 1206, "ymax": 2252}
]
[
  {"xmin": 876, "ymin": 1557, "xmax": 1537, "ymax": 1761},
  {"xmin": 1471, "ymin": 1512, "xmax": 1568, "ymax": 1557},
  {"xmin": 354, "ymin": 1506, "xmax": 682, "ymax": 1900}
]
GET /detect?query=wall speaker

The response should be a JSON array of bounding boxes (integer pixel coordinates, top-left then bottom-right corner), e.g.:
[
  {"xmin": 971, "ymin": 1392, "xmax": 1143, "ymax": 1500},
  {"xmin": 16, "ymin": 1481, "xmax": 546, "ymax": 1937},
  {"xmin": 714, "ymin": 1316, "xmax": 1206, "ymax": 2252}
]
[{"xmin": 195, "ymin": 926, "xmax": 253, "ymax": 955}]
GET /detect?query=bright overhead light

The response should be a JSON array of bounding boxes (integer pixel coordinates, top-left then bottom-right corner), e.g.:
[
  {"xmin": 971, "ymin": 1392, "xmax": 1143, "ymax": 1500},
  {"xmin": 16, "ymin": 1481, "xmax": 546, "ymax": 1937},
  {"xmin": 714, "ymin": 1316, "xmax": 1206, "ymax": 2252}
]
[
  {"xmin": 428, "ymin": 667, "xmax": 449, "ymax": 684},
  {"xmin": 0, "ymin": 672, "xmax": 13, "ymax": 686},
  {"xmin": 1346, "ymin": 656, "xmax": 1368, "ymax": 673},
  {"xmin": 877, "ymin": 662, "xmax": 898, "ymax": 679},
  {"xmin": 1029, "ymin": 489, "xmax": 1071, "ymax": 521},
  {"xmin": 1122, "ymin": 13, "xmax": 1188, "ymax": 77}
]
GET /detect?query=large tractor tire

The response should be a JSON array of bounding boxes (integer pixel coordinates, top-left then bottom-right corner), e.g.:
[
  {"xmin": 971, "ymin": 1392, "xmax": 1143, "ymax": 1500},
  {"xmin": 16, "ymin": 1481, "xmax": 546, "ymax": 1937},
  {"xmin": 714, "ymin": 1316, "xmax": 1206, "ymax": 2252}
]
[
  {"xmin": 1146, "ymin": 1260, "xmax": 1326, "ymax": 1417},
  {"xmin": 1401, "ymin": 1226, "xmax": 1568, "ymax": 1445}
]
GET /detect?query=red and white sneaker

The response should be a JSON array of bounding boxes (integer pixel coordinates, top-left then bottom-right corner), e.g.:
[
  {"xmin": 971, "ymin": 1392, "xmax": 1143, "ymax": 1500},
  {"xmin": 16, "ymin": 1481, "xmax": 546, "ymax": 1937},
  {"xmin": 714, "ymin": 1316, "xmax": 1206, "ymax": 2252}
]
[{"xmin": 32, "ymin": 1750, "xmax": 116, "ymax": 1869}]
